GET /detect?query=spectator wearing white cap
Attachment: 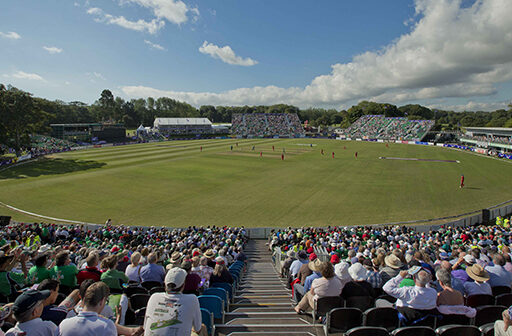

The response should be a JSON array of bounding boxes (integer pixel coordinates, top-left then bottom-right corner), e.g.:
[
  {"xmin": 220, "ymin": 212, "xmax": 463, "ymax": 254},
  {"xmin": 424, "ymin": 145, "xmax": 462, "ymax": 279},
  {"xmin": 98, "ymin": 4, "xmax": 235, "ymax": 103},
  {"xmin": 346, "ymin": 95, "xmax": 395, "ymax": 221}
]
[
  {"xmin": 342, "ymin": 263, "xmax": 374, "ymax": 300},
  {"xmin": 209, "ymin": 257, "xmax": 234, "ymax": 285},
  {"xmin": 144, "ymin": 267, "xmax": 204, "ymax": 336}
]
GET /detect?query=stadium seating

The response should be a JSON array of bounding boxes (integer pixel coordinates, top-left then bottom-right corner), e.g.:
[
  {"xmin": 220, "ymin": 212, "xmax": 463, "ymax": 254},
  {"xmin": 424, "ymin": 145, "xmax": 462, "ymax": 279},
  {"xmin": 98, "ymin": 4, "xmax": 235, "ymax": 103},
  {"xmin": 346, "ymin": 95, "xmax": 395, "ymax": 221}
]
[
  {"xmin": 341, "ymin": 115, "xmax": 434, "ymax": 141},
  {"xmin": 363, "ymin": 307, "xmax": 400, "ymax": 331},
  {"xmin": 231, "ymin": 113, "xmax": 305, "ymax": 137},
  {"xmin": 435, "ymin": 325, "xmax": 481, "ymax": 336}
]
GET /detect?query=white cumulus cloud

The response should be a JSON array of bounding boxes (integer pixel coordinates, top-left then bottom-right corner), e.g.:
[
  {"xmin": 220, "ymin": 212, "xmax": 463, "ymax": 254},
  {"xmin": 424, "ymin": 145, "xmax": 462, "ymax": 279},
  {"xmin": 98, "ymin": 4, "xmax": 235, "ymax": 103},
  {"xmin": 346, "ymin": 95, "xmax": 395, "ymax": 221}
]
[
  {"xmin": 7, "ymin": 71, "xmax": 45, "ymax": 81},
  {"xmin": 144, "ymin": 40, "xmax": 165, "ymax": 50},
  {"xmin": 87, "ymin": 7, "xmax": 165, "ymax": 34},
  {"xmin": 123, "ymin": 0, "xmax": 512, "ymax": 109},
  {"xmin": 43, "ymin": 46, "xmax": 63, "ymax": 54},
  {"xmin": 121, "ymin": 0, "xmax": 195, "ymax": 25},
  {"xmin": 0, "ymin": 31, "xmax": 21, "ymax": 40},
  {"xmin": 428, "ymin": 101, "xmax": 511, "ymax": 112},
  {"xmin": 199, "ymin": 41, "xmax": 258, "ymax": 66}
]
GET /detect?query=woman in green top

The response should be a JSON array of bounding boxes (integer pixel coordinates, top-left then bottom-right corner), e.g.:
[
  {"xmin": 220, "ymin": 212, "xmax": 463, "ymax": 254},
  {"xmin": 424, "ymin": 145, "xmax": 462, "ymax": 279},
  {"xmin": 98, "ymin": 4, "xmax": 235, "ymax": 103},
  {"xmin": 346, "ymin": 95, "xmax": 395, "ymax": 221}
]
[
  {"xmin": 101, "ymin": 255, "xmax": 129, "ymax": 290},
  {"xmin": 53, "ymin": 251, "xmax": 78, "ymax": 288},
  {"xmin": 28, "ymin": 254, "xmax": 56, "ymax": 284}
]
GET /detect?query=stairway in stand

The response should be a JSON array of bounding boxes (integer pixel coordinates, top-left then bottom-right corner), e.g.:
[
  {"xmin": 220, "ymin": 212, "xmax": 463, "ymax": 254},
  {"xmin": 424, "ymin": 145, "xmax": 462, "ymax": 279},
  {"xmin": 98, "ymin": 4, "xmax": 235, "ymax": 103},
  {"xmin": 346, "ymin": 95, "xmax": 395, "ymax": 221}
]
[{"xmin": 215, "ymin": 239, "xmax": 324, "ymax": 336}]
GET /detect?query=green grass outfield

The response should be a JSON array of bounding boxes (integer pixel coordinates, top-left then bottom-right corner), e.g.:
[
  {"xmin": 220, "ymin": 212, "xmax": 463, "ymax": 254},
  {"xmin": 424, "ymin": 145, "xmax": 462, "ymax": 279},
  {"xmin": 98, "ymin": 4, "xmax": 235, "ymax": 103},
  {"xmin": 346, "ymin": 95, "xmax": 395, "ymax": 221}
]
[{"xmin": 1, "ymin": 138, "xmax": 512, "ymax": 227}]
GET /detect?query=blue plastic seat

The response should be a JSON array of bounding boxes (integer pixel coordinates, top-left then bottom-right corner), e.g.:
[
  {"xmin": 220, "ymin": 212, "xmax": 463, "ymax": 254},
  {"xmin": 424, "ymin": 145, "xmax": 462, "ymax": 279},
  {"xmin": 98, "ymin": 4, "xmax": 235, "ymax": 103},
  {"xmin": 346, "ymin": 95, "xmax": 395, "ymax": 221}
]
[
  {"xmin": 210, "ymin": 282, "xmax": 233, "ymax": 301},
  {"xmin": 200, "ymin": 308, "xmax": 215, "ymax": 336},
  {"xmin": 199, "ymin": 295, "xmax": 224, "ymax": 323},
  {"xmin": 204, "ymin": 287, "xmax": 229, "ymax": 310}
]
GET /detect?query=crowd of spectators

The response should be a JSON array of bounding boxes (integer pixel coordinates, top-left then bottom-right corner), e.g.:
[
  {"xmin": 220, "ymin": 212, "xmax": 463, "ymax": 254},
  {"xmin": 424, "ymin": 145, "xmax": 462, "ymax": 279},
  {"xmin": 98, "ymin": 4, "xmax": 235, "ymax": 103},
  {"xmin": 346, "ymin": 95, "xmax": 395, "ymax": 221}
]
[
  {"xmin": 461, "ymin": 134, "xmax": 512, "ymax": 145},
  {"xmin": 273, "ymin": 218, "xmax": 512, "ymax": 333},
  {"xmin": 1, "ymin": 135, "xmax": 78, "ymax": 166},
  {"xmin": 341, "ymin": 115, "xmax": 434, "ymax": 141},
  {"xmin": 231, "ymin": 113, "xmax": 305, "ymax": 137},
  {"xmin": 0, "ymin": 222, "xmax": 247, "ymax": 335}
]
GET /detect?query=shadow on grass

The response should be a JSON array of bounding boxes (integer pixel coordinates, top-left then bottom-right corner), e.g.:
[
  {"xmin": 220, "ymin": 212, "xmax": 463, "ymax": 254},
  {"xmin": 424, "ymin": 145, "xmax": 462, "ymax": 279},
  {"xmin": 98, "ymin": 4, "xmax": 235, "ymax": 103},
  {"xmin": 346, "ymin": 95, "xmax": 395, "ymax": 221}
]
[
  {"xmin": 465, "ymin": 187, "xmax": 482, "ymax": 190},
  {"xmin": 0, "ymin": 158, "xmax": 106, "ymax": 179}
]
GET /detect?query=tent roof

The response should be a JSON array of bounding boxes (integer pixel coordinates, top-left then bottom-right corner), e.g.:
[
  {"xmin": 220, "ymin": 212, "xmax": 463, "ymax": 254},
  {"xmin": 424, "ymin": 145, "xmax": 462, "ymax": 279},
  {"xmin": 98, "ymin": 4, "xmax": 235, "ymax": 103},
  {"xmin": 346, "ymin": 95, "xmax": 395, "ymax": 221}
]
[{"xmin": 154, "ymin": 118, "xmax": 212, "ymax": 126}]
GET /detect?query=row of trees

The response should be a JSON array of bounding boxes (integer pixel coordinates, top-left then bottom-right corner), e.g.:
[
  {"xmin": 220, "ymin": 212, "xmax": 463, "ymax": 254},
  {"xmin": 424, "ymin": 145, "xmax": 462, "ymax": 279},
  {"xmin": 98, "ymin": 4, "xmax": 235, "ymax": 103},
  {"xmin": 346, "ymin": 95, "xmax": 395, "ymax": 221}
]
[{"xmin": 1, "ymin": 84, "xmax": 511, "ymax": 153}]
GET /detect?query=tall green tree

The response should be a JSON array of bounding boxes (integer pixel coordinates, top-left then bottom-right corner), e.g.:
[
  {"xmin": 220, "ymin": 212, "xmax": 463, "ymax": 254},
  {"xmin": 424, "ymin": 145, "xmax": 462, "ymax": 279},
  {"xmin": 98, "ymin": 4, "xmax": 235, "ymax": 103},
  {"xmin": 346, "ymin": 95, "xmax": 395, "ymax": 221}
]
[{"xmin": 0, "ymin": 85, "xmax": 49, "ymax": 154}]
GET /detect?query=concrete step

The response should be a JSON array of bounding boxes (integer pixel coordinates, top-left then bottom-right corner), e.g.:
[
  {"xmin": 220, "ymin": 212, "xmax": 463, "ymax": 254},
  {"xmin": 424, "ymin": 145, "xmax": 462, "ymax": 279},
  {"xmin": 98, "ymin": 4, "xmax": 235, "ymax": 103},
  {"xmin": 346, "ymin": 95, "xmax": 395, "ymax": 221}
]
[
  {"xmin": 214, "ymin": 324, "xmax": 323, "ymax": 336},
  {"xmin": 226, "ymin": 317, "xmax": 309, "ymax": 325},
  {"xmin": 229, "ymin": 302, "xmax": 292, "ymax": 310},
  {"xmin": 230, "ymin": 306, "xmax": 295, "ymax": 313},
  {"xmin": 234, "ymin": 297, "xmax": 292, "ymax": 304},
  {"xmin": 224, "ymin": 333, "xmax": 317, "ymax": 336},
  {"xmin": 235, "ymin": 289, "xmax": 292, "ymax": 296},
  {"xmin": 237, "ymin": 286, "xmax": 287, "ymax": 291},
  {"xmin": 235, "ymin": 294, "xmax": 290, "ymax": 299}
]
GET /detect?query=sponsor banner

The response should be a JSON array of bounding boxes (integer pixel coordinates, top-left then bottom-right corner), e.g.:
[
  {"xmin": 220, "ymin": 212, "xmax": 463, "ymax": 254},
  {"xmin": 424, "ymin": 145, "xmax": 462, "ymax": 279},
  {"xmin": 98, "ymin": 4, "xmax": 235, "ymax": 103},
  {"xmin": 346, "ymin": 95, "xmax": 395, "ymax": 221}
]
[
  {"xmin": 401, "ymin": 141, "xmax": 409, "ymax": 144},
  {"xmin": 395, "ymin": 140, "xmax": 401, "ymax": 144},
  {"xmin": 415, "ymin": 141, "xmax": 429, "ymax": 145},
  {"xmin": 408, "ymin": 141, "xmax": 416, "ymax": 145},
  {"xmin": 356, "ymin": 138, "xmax": 362, "ymax": 141},
  {"xmin": 93, "ymin": 144, "xmax": 102, "ymax": 148},
  {"xmin": 475, "ymin": 148, "xmax": 487, "ymax": 154},
  {"xmin": 377, "ymin": 139, "xmax": 384, "ymax": 143},
  {"xmin": 428, "ymin": 142, "xmax": 435, "ymax": 146},
  {"xmin": 102, "ymin": 143, "xmax": 113, "ymax": 147},
  {"xmin": 436, "ymin": 144, "xmax": 444, "ymax": 147}
]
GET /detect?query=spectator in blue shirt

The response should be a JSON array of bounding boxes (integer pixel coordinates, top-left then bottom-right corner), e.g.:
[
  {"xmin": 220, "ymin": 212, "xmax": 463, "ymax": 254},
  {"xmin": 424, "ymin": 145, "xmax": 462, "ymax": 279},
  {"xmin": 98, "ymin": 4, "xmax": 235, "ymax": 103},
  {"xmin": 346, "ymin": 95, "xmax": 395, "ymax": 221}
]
[
  {"xmin": 140, "ymin": 253, "xmax": 165, "ymax": 284},
  {"xmin": 485, "ymin": 254, "xmax": 512, "ymax": 288}
]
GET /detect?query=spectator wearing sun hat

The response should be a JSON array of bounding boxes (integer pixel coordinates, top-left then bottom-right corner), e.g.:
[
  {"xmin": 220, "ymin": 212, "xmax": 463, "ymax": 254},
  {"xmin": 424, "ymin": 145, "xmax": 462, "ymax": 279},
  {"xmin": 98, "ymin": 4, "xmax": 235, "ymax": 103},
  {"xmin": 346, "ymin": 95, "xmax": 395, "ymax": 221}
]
[
  {"xmin": 464, "ymin": 264, "xmax": 492, "ymax": 296},
  {"xmin": 334, "ymin": 261, "xmax": 352, "ymax": 288},
  {"xmin": 203, "ymin": 249, "xmax": 216, "ymax": 268},
  {"xmin": 451, "ymin": 254, "xmax": 475, "ymax": 283},
  {"xmin": 293, "ymin": 258, "xmax": 322, "ymax": 304},
  {"xmin": 342, "ymin": 263, "xmax": 375, "ymax": 299},
  {"xmin": 380, "ymin": 254, "xmax": 403, "ymax": 284},
  {"xmin": 5, "ymin": 290, "xmax": 58, "ymax": 336},
  {"xmin": 166, "ymin": 252, "xmax": 183, "ymax": 271}
]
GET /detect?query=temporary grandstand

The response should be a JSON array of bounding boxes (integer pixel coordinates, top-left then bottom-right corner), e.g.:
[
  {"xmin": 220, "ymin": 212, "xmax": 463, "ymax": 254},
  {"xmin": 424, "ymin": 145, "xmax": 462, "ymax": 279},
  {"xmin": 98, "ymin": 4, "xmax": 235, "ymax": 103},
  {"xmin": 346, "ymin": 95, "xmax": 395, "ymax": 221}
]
[
  {"xmin": 340, "ymin": 115, "xmax": 434, "ymax": 141},
  {"xmin": 231, "ymin": 113, "xmax": 305, "ymax": 137},
  {"xmin": 153, "ymin": 117, "xmax": 213, "ymax": 135},
  {"xmin": 460, "ymin": 127, "xmax": 512, "ymax": 152}
]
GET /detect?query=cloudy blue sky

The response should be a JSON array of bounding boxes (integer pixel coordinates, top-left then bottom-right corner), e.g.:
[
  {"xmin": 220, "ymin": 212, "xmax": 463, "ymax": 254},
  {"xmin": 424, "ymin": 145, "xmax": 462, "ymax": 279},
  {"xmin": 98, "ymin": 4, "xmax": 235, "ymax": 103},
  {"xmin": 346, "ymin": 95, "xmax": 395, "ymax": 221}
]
[{"xmin": 1, "ymin": 0, "xmax": 511, "ymax": 111}]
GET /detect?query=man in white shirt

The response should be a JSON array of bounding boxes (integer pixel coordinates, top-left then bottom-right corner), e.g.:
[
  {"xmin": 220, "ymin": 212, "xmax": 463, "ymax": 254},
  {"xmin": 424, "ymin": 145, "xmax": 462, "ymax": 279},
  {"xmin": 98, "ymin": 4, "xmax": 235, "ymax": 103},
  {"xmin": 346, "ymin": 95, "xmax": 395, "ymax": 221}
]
[
  {"xmin": 144, "ymin": 267, "xmax": 205, "ymax": 336},
  {"xmin": 383, "ymin": 268, "xmax": 438, "ymax": 325},
  {"xmin": 59, "ymin": 282, "xmax": 117, "ymax": 336},
  {"xmin": 6, "ymin": 290, "xmax": 58, "ymax": 336}
]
